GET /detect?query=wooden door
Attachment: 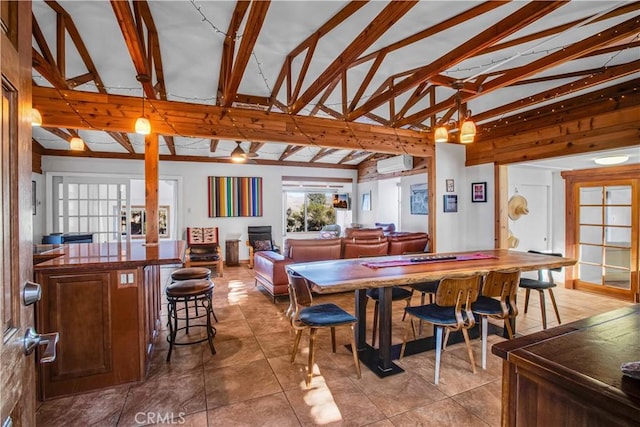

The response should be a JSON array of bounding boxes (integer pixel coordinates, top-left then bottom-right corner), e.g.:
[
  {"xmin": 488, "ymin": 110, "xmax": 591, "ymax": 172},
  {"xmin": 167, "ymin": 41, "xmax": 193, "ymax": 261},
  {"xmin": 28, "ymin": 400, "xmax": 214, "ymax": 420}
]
[
  {"xmin": 1, "ymin": 2, "xmax": 38, "ymax": 425},
  {"xmin": 563, "ymin": 166, "xmax": 640, "ymax": 302}
]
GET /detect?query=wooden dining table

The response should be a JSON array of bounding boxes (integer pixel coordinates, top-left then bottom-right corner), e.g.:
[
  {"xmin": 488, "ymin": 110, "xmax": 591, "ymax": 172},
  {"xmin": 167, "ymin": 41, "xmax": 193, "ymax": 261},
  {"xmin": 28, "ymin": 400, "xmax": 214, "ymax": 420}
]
[{"xmin": 287, "ymin": 249, "xmax": 577, "ymax": 377}]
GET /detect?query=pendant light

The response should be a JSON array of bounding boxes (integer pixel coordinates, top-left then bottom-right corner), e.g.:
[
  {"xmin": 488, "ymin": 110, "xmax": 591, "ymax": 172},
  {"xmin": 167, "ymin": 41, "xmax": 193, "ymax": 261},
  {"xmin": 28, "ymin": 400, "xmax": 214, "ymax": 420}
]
[
  {"xmin": 135, "ymin": 75, "xmax": 151, "ymax": 135},
  {"xmin": 69, "ymin": 137, "xmax": 85, "ymax": 151},
  {"xmin": 433, "ymin": 80, "xmax": 476, "ymax": 144},
  {"xmin": 31, "ymin": 108, "xmax": 42, "ymax": 127}
]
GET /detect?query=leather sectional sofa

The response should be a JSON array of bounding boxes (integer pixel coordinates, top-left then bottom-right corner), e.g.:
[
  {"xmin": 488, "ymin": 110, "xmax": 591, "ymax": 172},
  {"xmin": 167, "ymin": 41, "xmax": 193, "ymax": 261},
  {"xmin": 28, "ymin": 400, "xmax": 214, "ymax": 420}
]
[{"xmin": 253, "ymin": 228, "xmax": 429, "ymax": 301}]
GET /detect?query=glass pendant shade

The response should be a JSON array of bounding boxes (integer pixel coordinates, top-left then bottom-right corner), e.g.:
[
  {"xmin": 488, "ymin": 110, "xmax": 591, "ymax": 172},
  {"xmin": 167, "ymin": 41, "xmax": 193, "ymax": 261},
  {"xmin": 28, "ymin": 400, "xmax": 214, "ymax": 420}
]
[
  {"xmin": 434, "ymin": 125, "xmax": 449, "ymax": 143},
  {"xmin": 135, "ymin": 117, "xmax": 151, "ymax": 135},
  {"xmin": 31, "ymin": 108, "xmax": 42, "ymax": 127},
  {"xmin": 459, "ymin": 119, "xmax": 476, "ymax": 144},
  {"xmin": 69, "ymin": 137, "xmax": 84, "ymax": 151}
]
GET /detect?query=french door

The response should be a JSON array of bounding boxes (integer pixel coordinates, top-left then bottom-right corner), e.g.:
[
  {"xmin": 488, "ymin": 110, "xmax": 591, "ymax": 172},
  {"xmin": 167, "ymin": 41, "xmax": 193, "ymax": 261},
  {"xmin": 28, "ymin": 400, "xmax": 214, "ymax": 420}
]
[{"xmin": 564, "ymin": 167, "xmax": 639, "ymax": 301}]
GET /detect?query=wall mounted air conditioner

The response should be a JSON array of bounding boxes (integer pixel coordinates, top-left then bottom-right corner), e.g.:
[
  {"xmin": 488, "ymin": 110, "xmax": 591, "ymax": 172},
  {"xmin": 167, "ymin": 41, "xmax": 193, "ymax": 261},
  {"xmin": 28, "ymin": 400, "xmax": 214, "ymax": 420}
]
[{"xmin": 376, "ymin": 154, "xmax": 413, "ymax": 174}]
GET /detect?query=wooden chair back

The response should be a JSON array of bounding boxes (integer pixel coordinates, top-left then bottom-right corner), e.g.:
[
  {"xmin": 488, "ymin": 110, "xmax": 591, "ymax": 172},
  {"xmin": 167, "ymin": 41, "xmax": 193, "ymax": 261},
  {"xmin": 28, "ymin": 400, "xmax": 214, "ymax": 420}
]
[
  {"xmin": 286, "ymin": 269, "xmax": 313, "ymax": 325},
  {"xmin": 435, "ymin": 275, "xmax": 481, "ymax": 328},
  {"xmin": 482, "ymin": 269, "xmax": 520, "ymax": 318}
]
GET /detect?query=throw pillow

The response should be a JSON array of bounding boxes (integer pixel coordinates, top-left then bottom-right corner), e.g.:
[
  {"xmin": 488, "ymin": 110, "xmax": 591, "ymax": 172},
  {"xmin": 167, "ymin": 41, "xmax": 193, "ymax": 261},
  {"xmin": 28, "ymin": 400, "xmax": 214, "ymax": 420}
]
[
  {"xmin": 319, "ymin": 230, "xmax": 338, "ymax": 239},
  {"xmin": 253, "ymin": 240, "xmax": 273, "ymax": 252}
]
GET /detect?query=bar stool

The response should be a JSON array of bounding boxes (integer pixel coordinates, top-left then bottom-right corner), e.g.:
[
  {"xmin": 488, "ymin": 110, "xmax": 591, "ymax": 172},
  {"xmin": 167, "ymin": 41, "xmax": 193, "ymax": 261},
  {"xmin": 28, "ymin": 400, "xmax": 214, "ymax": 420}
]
[
  {"xmin": 170, "ymin": 267, "xmax": 218, "ymax": 324},
  {"xmin": 166, "ymin": 278, "xmax": 216, "ymax": 361}
]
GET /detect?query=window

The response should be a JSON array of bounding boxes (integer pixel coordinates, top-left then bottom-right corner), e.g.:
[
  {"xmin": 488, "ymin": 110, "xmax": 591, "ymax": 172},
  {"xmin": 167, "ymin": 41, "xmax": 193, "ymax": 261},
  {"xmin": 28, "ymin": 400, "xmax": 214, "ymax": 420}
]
[
  {"xmin": 53, "ymin": 178, "xmax": 129, "ymax": 243},
  {"xmin": 285, "ymin": 191, "xmax": 336, "ymax": 233}
]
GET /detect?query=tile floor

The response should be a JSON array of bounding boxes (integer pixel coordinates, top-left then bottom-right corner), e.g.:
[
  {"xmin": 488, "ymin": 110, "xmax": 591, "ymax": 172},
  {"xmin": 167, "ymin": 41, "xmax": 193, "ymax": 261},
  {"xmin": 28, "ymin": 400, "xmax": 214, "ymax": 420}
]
[{"xmin": 36, "ymin": 265, "xmax": 632, "ymax": 426}]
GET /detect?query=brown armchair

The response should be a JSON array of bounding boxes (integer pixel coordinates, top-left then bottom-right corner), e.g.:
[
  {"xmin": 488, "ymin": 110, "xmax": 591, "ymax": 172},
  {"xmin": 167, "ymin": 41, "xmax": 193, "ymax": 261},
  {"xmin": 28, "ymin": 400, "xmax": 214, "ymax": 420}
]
[
  {"xmin": 185, "ymin": 227, "xmax": 223, "ymax": 277},
  {"xmin": 246, "ymin": 226, "xmax": 280, "ymax": 269}
]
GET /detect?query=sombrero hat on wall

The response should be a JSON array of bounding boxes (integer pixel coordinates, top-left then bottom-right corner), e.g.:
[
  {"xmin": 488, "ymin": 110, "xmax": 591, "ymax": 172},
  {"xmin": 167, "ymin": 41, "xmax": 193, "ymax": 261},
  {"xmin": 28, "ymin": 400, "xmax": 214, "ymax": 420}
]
[{"xmin": 508, "ymin": 194, "xmax": 529, "ymax": 221}]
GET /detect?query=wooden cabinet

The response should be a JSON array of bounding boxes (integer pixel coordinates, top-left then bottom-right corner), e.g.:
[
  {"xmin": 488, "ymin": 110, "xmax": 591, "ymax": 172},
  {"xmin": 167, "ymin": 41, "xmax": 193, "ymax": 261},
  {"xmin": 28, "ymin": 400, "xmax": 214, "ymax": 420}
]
[
  {"xmin": 225, "ymin": 239, "xmax": 240, "ymax": 266},
  {"xmin": 493, "ymin": 306, "xmax": 640, "ymax": 426}
]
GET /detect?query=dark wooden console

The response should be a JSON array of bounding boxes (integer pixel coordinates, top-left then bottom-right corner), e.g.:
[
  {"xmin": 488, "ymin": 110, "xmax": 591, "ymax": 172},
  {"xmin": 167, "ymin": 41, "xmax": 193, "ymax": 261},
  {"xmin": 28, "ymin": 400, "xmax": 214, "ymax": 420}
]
[
  {"xmin": 34, "ymin": 241, "xmax": 185, "ymax": 400},
  {"xmin": 493, "ymin": 305, "xmax": 640, "ymax": 426}
]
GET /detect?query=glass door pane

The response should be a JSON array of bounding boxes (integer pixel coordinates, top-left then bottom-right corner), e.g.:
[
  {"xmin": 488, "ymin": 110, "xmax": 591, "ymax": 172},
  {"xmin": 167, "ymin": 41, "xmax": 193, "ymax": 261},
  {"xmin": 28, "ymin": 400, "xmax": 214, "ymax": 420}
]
[{"xmin": 577, "ymin": 185, "xmax": 633, "ymax": 291}]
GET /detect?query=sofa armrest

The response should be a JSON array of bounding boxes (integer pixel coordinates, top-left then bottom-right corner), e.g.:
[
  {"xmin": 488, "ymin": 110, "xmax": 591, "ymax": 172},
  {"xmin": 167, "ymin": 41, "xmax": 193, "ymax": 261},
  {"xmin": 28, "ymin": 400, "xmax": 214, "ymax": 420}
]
[{"xmin": 254, "ymin": 251, "xmax": 294, "ymax": 289}]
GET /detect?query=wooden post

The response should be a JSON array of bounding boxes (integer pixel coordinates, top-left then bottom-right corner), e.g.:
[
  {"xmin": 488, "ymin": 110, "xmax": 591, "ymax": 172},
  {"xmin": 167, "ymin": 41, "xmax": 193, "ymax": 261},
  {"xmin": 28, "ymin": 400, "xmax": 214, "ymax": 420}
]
[
  {"xmin": 427, "ymin": 156, "xmax": 436, "ymax": 252},
  {"xmin": 145, "ymin": 132, "xmax": 159, "ymax": 244},
  {"xmin": 494, "ymin": 164, "xmax": 508, "ymax": 249}
]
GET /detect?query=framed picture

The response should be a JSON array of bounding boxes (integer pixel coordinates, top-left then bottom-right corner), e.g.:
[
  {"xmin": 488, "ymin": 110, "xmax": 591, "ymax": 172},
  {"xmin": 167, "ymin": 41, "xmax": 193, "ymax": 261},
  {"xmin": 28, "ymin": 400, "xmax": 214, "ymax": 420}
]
[
  {"xmin": 471, "ymin": 182, "xmax": 487, "ymax": 203},
  {"xmin": 362, "ymin": 191, "xmax": 371, "ymax": 211},
  {"xmin": 410, "ymin": 183, "xmax": 428, "ymax": 215},
  {"xmin": 446, "ymin": 179, "xmax": 454, "ymax": 193},
  {"xmin": 443, "ymin": 194, "xmax": 458, "ymax": 213}
]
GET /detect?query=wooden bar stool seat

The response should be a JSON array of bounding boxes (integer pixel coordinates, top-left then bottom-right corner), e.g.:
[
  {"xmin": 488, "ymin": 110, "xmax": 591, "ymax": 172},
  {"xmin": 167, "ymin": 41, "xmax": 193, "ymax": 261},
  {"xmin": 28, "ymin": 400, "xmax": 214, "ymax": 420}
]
[{"xmin": 166, "ymin": 279, "xmax": 216, "ymax": 361}]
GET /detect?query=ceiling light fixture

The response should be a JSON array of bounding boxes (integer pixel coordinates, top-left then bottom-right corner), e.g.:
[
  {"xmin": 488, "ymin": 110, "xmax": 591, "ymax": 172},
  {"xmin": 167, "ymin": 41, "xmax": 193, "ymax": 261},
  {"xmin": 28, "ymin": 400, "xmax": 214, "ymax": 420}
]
[
  {"xmin": 230, "ymin": 141, "xmax": 247, "ymax": 163},
  {"xmin": 135, "ymin": 75, "xmax": 151, "ymax": 135},
  {"xmin": 594, "ymin": 155, "xmax": 629, "ymax": 165},
  {"xmin": 31, "ymin": 108, "xmax": 42, "ymax": 127},
  {"xmin": 433, "ymin": 80, "xmax": 476, "ymax": 144},
  {"xmin": 69, "ymin": 137, "xmax": 85, "ymax": 151}
]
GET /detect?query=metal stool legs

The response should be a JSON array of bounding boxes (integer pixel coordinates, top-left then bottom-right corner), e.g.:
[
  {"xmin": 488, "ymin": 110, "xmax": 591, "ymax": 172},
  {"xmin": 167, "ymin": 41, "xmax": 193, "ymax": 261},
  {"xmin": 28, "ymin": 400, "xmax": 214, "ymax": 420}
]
[{"xmin": 166, "ymin": 290, "xmax": 216, "ymax": 362}]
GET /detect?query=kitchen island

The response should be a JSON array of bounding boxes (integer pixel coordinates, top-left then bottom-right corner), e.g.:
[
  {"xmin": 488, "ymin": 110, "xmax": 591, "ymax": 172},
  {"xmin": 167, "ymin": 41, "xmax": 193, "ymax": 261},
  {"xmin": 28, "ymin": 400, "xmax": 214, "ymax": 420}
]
[{"xmin": 34, "ymin": 240, "xmax": 185, "ymax": 400}]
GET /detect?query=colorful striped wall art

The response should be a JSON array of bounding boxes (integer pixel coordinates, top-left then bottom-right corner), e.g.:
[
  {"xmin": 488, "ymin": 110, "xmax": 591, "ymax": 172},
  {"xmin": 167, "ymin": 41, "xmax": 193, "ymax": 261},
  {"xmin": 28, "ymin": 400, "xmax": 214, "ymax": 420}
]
[{"xmin": 208, "ymin": 176, "xmax": 263, "ymax": 217}]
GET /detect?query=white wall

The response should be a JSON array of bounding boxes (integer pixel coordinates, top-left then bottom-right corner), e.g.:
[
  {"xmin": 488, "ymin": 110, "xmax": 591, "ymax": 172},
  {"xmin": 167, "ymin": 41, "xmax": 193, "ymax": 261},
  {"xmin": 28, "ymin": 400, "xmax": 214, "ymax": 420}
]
[
  {"xmin": 376, "ymin": 177, "xmax": 400, "ymax": 227},
  {"xmin": 435, "ymin": 142, "xmax": 468, "ymax": 252},
  {"xmin": 41, "ymin": 156, "xmax": 357, "ymax": 260},
  {"xmin": 464, "ymin": 163, "xmax": 495, "ymax": 250},
  {"xmin": 400, "ymin": 173, "xmax": 428, "ymax": 232}
]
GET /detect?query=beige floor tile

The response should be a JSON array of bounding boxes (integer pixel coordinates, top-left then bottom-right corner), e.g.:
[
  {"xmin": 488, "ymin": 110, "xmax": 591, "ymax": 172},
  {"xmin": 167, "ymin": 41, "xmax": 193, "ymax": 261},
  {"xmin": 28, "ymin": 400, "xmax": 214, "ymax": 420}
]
[
  {"xmin": 204, "ymin": 359, "xmax": 283, "ymax": 409},
  {"xmin": 206, "ymin": 393, "xmax": 300, "ymax": 427},
  {"xmin": 389, "ymin": 397, "xmax": 490, "ymax": 426},
  {"xmin": 202, "ymin": 336, "xmax": 265, "ymax": 369},
  {"xmin": 452, "ymin": 380, "xmax": 503, "ymax": 427},
  {"xmin": 118, "ymin": 371, "xmax": 206, "ymax": 427}
]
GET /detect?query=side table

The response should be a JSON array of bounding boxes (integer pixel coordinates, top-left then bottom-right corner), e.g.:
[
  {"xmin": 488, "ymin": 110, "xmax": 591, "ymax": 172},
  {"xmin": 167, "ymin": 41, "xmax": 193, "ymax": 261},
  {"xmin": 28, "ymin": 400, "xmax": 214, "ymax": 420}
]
[{"xmin": 225, "ymin": 240, "xmax": 240, "ymax": 266}]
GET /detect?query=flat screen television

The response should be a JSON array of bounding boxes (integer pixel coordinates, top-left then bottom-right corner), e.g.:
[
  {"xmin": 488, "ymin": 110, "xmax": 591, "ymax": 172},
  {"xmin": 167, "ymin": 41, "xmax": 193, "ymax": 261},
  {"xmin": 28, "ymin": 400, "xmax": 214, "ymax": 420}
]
[{"xmin": 332, "ymin": 193, "xmax": 350, "ymax": 210}]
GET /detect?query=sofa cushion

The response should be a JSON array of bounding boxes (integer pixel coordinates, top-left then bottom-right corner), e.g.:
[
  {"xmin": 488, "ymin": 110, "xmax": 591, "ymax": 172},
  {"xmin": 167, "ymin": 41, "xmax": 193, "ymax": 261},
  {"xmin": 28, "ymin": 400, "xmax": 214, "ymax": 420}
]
[
  {"xmin": 387, "ymin": 232, "xmax": 430, "ymax": 255},
  {"xmin": 285, "ymin": 238, "xmax": 342, "ymax": 262},
  {"xmin": 343, "ymin": 228, "xmax": 385, "ymax": 239}
]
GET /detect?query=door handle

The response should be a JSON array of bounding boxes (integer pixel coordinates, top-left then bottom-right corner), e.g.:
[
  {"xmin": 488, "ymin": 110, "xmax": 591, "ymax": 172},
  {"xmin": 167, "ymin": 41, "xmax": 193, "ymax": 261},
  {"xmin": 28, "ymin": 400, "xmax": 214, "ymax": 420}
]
[
  {"xmin": 23, "ymin": 327, "xmax": 59, "ymax": 363},
  {"xmin": 23, "ymin": 281, "xmax": 42, "ymax": 305}
]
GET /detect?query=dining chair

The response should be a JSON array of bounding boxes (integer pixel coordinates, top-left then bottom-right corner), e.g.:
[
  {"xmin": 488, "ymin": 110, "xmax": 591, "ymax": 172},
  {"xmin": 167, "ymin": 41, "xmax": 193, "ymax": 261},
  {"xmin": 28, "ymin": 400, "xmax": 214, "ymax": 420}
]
[
  {"xmin": 400, "ymin": 274, "xmax": 482, "ymax": 385},
  {"xmin": 472, "ymin": 270, "xmax": 520, "ymax": 369},
  {"xmin": 519, "ymin": 250, "xmax": 563, "ymax": 329},
  {"xmin": 286, "ymin": 269, "xmax": 361, "ymax": 387}
]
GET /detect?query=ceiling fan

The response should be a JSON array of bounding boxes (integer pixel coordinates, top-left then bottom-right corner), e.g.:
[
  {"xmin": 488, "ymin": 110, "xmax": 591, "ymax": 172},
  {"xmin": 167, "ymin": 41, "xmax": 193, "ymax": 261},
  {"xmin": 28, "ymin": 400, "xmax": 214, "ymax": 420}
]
[{"xmin": 230, "ymin": 141, "xmax": 258, "ymax": 163}]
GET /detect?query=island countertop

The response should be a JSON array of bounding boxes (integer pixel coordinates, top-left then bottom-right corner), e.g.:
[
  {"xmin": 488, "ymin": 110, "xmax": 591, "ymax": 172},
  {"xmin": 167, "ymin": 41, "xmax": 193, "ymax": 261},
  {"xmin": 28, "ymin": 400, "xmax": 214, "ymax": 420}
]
[{"xmin": 34, "ymin": 240, "xmax": 185, "ymax": 272}]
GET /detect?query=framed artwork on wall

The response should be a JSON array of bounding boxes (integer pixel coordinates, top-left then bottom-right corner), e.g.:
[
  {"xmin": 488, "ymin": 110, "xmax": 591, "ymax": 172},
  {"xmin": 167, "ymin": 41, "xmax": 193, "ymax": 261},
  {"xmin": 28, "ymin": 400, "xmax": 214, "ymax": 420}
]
[
  {"xmin": 410, "ymin": 183, "xmax": 428, "ymax": 215},
  {"xmin": 32, "ymin": 180, "xmax": 36, "ymax": 215},
  {"xmin": 471, "ymin": 182, "xmax": 487, "ymax": 203},
  {"xmin": 443, "ymin": 194, "xmax": 458, "ymax": 213},
  {"xmin": 446, "ymin": 179, "xmax": 454, "ymax": 193}
]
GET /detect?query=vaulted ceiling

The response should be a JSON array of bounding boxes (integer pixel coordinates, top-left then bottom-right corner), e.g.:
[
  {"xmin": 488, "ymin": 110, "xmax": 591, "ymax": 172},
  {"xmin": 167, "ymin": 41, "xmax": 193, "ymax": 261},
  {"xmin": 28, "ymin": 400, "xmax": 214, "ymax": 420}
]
[{"xmin": 31, "ymin": 1, "xmax": 640, "ymax": 167}]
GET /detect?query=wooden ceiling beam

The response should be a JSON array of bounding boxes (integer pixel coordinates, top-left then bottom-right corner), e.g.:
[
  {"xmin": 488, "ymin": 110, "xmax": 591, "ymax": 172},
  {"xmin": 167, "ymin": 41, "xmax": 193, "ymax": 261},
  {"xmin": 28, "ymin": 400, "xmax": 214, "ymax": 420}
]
[
  {"xmin": 310, "ymin": 148, "xmax": 338, "ymax": 162},
  {"xmin": 42, "ymin": 126, "xmax": 92, "ymax": 152},
  {"xmin": 218, "ymin": 1, "xmax": 250, "ymax": 105},
  {"xmin": 467, "ymin": 106, "xmax": 640, "ymax": 166},
  {"xmin": 270, "ymin": 1, "xmax": 366, "ymax": 108},
  {"xmin": 473, "ymin": 60, "xmax": 640, "ymax": 124},
  {"xmin": 107, "ymin": 131, "xmax": 135, "ymax": 153},
  {"xmin": 399, "ymin": 15, "xmax": 640, "ymax": 127},
  {"xmin": 350, "ymin": 1, "xmax": 567, "ymax": 121},
  {"xmin": 210, "ymin": 139, "xmax": 219, "ymax": 152},
  {"xmin": 478, "ymin": 1, "xmax": 640, "ymax": 56},
  {"xmin": 249, "ymin": 142, "xmax": 263, "ymax": 154},
  {"xmin": 222, "ymin": 1, "xmax": 270, "ymax": 107},
  {"xmin": 32, "ymin": 48, "xmax": 68, "ymax": 89},
  {"xmin": 33, "ymin": 87, "xmax": 433, "ymax": 157},
  {"xmin": 32, "ymin": 13, "xmax": 55, "ymax": 65},
  {"xmin": 290, "ymin": 1, "xmax": 417, "ymax": 114},
  {"xmin": 479, "ymin": 82, "xmax": 639, "ymax": 139},
  {"xmin": 279, "ymin": 145, "xmax": 305, "ymax": 161},
  {"xmin": 339, "ymin": 150, "xmax": 369, "ymax": 164},
  {"xmin": 162, "ymin": 135, "xmax": 176, "ymax": 154},
  {"xmin": 110, "ymin": 0, "xmax": 154, "ymax": 98}
]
